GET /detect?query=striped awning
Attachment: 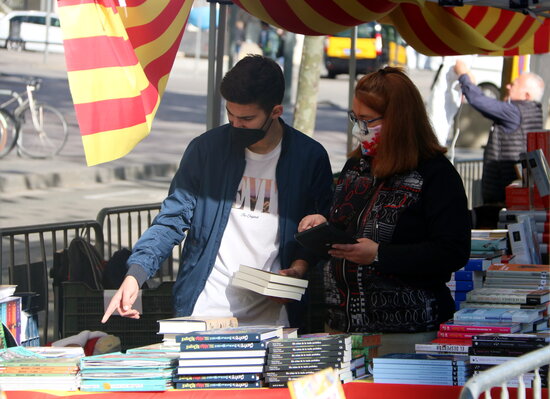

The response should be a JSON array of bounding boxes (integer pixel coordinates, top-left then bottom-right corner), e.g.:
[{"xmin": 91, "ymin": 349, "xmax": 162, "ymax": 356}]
[{"xmin": 58, "ymin": 0, "xmax": 549, "ymax": 166}]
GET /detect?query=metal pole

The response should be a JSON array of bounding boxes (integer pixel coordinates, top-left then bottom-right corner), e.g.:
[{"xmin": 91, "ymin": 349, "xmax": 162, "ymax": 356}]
[
  {"xmin": 347, "ymin": 26, "xmax": 357, "ymax": 154},
  {"xmin": 43, "ymin": 0, "xmax": 53, "ymax": 63},
  {"xmin": 213, "ymin": 4, "xmax": 228, "ymax": 128},
  {"xmin": 206, "ymin": 2, "xmax": 218, "ymax": 130}
]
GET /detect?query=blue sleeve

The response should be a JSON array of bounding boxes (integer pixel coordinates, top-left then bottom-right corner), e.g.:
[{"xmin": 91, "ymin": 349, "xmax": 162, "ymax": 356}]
[
  {"xmin": 458, "ymin": 74, "xmax": 521, "ymax": 133},
  {"xmin": 126, "ymin": 139, "xmax": 201, "ymax": 283}
]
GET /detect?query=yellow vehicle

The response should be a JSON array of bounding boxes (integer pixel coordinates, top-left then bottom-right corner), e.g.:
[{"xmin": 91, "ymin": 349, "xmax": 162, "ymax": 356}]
[{"xmin": 324, "ymin": 22, "xmax": 407, "ymax": 79}]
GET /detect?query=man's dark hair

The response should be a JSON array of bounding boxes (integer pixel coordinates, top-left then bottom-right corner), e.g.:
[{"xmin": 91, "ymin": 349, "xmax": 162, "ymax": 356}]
[{"xmin": 220, "ymin": 54, "xmax": 284, "ymax": 113}]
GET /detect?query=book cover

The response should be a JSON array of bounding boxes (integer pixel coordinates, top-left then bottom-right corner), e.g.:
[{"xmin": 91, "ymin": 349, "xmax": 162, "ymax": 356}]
[
  {"xmin": 466, "ymin": 287, "xmax": 550, "ymax": 305},
  {"xmin": 176, "ymin": 326, "xmax": 284, "ymax": 343},
  {"xmin": 287, "ymin": 368, "xmax": 345, "ymax": 399},
  {"xmin": 439, "ymin": 320, "xmax": 522, "ymax": 333},
  {"xmin": 175, "ymin": 381, "xmax": 262, "ymax": 389},
  {"xmin": 526, "ymin": 149, "xmax": 550, "ymax": 197},
  {"xmin": 234, "ymin": 271, "xmax": 307, "ymax": 294},
  {"xmin": 172, "ymin": 373, "xmax": 261, "ymax": 383},
  {"xmin": 231, "ymin": 276, "xmax": 304, "ymax": 301},
  {"xmin": 180, "ymin": 341, "xmax": 268, "ymax": 352},
  {"xmin": 176, "ymin": 364, "xmax": 264, "ymax": 375},
  {"xmin": 238, "ymin": 265, "xmax": 308, "ymax": 288},
  {"xmin": 157, "ymin": 315, "xmax": 238, "ymax": 334},
  {"xmin": 470, "ymin": 237, "xmax": 507, "ymax": 251}
]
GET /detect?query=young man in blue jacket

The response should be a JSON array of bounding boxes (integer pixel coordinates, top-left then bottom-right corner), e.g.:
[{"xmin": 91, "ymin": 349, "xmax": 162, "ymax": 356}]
[{"xmin": 102, "ymin": 55, "xmax": 333, "ymax": 328}]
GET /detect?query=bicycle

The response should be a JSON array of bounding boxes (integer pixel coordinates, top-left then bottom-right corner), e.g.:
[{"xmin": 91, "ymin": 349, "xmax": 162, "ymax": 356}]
[{"xmin": 0, "ymin": 76, "xmax": 68, "ymax": 159}]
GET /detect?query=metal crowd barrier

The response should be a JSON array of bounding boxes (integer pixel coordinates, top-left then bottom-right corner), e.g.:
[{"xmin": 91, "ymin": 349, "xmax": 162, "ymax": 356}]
[
  {"xmin": 96, "ymin": 202, "xmax": 179, "ymax": 281},
  {"xmin": 452, "ymin": 158, "xmax": 484, "ymax": 209},
  {"xmin": 459, "ymin": 345, "xmax": 550, "ymax": 399},
  {"xmin": 0, "ymin": 220, "xmax": 104, "ymax": 343}
]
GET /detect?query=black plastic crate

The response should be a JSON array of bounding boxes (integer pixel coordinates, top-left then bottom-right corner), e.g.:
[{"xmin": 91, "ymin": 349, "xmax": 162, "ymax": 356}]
[{"xmin": 60, "ymin": 281, "xmax": 174, "ymax": 351}]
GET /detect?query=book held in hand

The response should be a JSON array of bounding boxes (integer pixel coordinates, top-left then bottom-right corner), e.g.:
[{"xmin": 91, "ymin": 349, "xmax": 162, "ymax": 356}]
[
  {"xmin": 230, "ymin": 265, "xmax": 308, "ymax": 300},
  {"xmin": 237, "ymin": 265, "xmax": 308, "ymax": 288},
  {"xmin": 157, "ymin": 316, "xmax": 238, "ymax": 334}
]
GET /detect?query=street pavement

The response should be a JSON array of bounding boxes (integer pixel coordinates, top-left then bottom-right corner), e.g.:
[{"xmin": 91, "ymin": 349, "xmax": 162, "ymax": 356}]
[{"xmin": 0, "ymin": 48, "xmax": 437, "ymax": 227}]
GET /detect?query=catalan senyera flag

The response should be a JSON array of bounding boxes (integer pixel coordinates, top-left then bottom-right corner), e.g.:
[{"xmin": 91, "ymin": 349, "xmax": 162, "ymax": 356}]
[{"xmin": 58, "ymin": 0, "xmax": 192, "ymax": 166}]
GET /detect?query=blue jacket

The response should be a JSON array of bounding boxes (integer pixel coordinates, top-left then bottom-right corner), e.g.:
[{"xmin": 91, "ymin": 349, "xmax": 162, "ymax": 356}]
[{"xmin": 127, "ymin": 120, "xmax": 334, "ymax": 317}]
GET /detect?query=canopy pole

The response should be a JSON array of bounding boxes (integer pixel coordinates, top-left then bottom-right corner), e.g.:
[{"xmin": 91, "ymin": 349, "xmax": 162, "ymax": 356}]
[
  {"xmin": 206, "ymin": 2, "xmax": 218, "ymax": 130},
  {"xmin": 347, "ymin": 26, "xmax": 357, "ymax": 154}
]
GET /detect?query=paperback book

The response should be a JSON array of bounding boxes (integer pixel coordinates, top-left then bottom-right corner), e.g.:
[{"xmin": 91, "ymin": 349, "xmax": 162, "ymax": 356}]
[
  {"xmin": 237, "ymin": 265, "xmax": 308, "ymax": 288},
  {"xmin": 172, "ymin": 373, "xmax": 261, "ymax": 383},
  {"xmin": 453, "ymin": 308, "xmax": 542, "ymax": 323},
  {"xmin": 438, "ymin": 319, "xmax": 523, "ymax": 333},
  {"xmin": 157, "ymin": 316, "xmax": 238, "ymax": 334},
  {"xmin": 466, "ymin": 288, "xmax": 550, "ymax": 305},
  {"xmin": 175, "ymin": 381, "xmax": 263, "ymax": 389},
  {"xmin": 176, "ymin": 326, "xmax": 284, "ymax": 343}
]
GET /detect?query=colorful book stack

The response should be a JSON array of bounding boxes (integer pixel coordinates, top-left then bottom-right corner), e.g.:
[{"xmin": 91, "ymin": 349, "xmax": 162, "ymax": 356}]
[
  {"xmin": 0, "ymin": 346, "xmax": 83, "ymax": 391},
  {"xmin": 469, "ymin": 332, "xmax": 549, "ymax": 388},
  {"xmin": 414, "ymin": 319, "xmax": 523, "ymax": 355},
  {"xmin": 263, "ymin": 334, "xmax": 352, "ymax": 387},
  {"xmin": 79, "ymin": 351, "xmax": 178, "ymax": 391},
  {"xmin": 447, "ymin": 268, "xmax": 485, "ymax": 310},
  {"xmin": 173, "ymin": 325, "xmax": 283, "ymax": 389},
  {"xmin": 469, "ymin": 235, "xmax": 507, "ymax": 265},
  {"xmin": 372, "ymin": 353, "xmax": 471, "ymax": 386},
  {"xmin": 231, "ymin": 265, "xmax": 308, "ymax": 301},
  {"xmin": 157, "ymin": 316, "xmax": 239, "ymax": 347}
]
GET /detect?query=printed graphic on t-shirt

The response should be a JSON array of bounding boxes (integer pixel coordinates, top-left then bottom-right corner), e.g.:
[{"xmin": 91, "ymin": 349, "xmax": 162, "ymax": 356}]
[{"xmin": 234, "ymin": 176, "xmax": 278, "ymax": 216}]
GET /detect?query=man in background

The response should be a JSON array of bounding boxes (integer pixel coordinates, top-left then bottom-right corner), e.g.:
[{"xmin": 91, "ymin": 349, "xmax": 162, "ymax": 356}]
[{"xmin": 454, "ymin": 59, "xmax": 544, "ymax": 206}]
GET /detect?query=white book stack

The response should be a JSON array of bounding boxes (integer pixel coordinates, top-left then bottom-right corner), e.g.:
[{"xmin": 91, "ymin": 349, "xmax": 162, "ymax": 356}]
[{"xmin": 231, "ymin": 265, "xmax": 308, "ymax": 301}]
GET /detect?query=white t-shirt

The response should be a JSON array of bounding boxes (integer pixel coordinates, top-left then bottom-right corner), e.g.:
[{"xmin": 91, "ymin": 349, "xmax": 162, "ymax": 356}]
[{"xmin": 192, "ymin": 141, "xmax": 288, "ymax": 326}]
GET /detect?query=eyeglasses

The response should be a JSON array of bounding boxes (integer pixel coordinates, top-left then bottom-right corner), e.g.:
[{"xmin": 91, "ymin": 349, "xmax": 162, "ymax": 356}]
[{"xmin": 348, "ymin": 111, "xmax": 382, "ymax": 131}]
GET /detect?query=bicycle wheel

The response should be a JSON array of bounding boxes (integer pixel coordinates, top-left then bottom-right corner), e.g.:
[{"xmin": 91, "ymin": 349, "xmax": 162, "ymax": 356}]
[
  {"xmin": 0, "ymin": 109, "xmax": 18, "ymax": 159},
  {"xmin": 16, "ymin": 102, "xmax": 68, "ymax": 158}
]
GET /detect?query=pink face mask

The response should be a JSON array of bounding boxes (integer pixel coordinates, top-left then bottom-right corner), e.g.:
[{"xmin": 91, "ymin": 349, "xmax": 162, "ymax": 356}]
[{"xmin": 352, "ymin": 123, "xmax": 383, "ymax": 156}]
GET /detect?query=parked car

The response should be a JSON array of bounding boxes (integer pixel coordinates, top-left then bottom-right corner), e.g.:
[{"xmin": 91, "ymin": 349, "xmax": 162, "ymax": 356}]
[
  {"xmin": 323, "ymin": 22, "xmax": 407, "ymax": 79},
  {"xmin": 0, "ymin": 11, "xmax": 63, "ymax": 53}
]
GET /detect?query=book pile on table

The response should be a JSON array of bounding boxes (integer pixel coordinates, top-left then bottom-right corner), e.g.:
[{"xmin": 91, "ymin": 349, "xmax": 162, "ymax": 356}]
[
  {"xmin": 263, "ymin": 334, "xmax": 352, "ymax": 387},
  {"xmin": 157, "ymin": 315, "xmax": 239, "ymax": 347},
  {"xmin": 173, "ymin": 325, "xmax": 283, "ymax": 389},
  {"xmin": 0, "ymin": 346, "xmax": 84, "ymax": 391},
  {"xmin": 231, "ymin": 264, "xmax": 308, "ymax": 301},
  {"xmin": 372, "ymin": 353, "xmax": 471, "ymax": 386},
  {"xmin": 469, "ymin": 332, "xmax": 549, "ymax": 388},
  {"xmin": 79, "ymin": 351, "xmax": 178, "ymax": 391},
  {"xmin": 414, "ymin": 319, "xmax": 523, "ymax": 355},
  {"xmin": 458, "ymin": 262, "xmax": 549, "ymax": 333}
]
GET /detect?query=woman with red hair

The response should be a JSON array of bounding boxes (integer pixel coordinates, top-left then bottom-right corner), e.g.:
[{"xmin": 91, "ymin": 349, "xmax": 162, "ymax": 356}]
[{"xmin": 299, "ymin": 67, "xmax": 471, "ymax": 353}]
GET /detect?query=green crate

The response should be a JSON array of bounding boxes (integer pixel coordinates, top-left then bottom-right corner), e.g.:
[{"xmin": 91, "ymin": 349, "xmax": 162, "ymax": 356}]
[{"xmin": 60, "ymin": 281, "xmax": 174, "ymax": 351}]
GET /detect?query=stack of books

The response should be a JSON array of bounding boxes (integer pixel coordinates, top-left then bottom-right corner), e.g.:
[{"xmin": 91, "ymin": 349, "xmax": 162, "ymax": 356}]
[
  {"xmin": 263, "ymin": 334, "xmax": 352, "ymax": 387},
  {"xmin": 469, "ymin": 332, "xmax": 549, "ymax": 388},
  {"xmin": 372, "ymin": 353, "xmax": 471, "ymax": 386},
  {"xmin": 447, "ymin": 268, "xmax": 485, "ymax": 310},
  {"xmin": 231, "ymin": 265, "xmax": 308, "ymax": 301},
  {"xmin": 349, "ymin": 333, "xmax": 381, "ymax": 379},
  {"xmin": 414, "ymin": 319, "xmax": 523, "ymax": 355},
  {"xmin": 0, "ymin": 346, "xmax": 84, "ymax": 391},
  {"xmin": 79, "ymin": 352, "xmax": 178, "ymax": 391},
  {"xmin": 157, "ymin": 315, "xmax": 238, "ymax": 347},
  {"xmin": 173, "ymin": 325, "xmax": 283, "ymax": 389}
]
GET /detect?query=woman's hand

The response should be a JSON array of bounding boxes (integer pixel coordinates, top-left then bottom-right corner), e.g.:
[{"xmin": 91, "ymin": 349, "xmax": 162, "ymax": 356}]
[
  {"xmin": 298, "ymin": 214, "xmax": 327, "ymax": 232},
  {"xmin": 328, "ymin": 238, "xmax": 379, "ymax": 265},
  {"xmin": 270, "ymin": 260, "xmax": 308, "ymax": 304}
]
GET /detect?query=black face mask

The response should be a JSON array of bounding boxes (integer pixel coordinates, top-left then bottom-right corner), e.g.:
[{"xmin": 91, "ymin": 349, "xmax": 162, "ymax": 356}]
[{"xmin": 230, "ymin": 113, "xmax": 274, "ymax": 149}]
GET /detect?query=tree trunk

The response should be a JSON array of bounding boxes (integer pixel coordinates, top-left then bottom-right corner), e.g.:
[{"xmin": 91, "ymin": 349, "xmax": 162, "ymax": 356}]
[{"xmin": 293, "ymin": 35, "xmax": 324, "ymax": 137}]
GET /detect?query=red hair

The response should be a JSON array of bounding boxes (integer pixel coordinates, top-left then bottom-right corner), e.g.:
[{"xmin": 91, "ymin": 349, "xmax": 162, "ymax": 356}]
[{"xmin": 351, "ymin": 67, "xmax": 445, "ymax": 178}]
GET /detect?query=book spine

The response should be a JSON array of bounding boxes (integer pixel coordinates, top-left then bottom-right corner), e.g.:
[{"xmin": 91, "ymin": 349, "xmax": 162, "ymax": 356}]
[
  {"xmin": 466, "ymin": 292, "xmax": 546, "ymax": 305},
  {"xmin": 177, "ymin": 334, "xmax": 261, "ymax": 343},
  {"xmin": 471, "ymin": 335, "xmax": 548, "ymax": 344},
  {"xmin": 172, "ymin": 373, "xmax": 260, "ymax": 383},
  {"xmin": 437, "ymin": 331, "xmax": 478, "ymax": 339},
  {"xmin": 267, "ymin": 350, "xmax": 347, "ymax": 360},
  {"xmin": 439, "ymin": 324, "xmax": 518, "ymax": 333},
  {"xmin": 180, "ymin": 342, "xmax": 267, "ymax": 351},
  {"xmin": 264, "ymin": 361, "xmax": 344, "ymax": 372},
  {"xmin": 267, "ymin": 355, "xmax": 347, "ymax": 365},
  {"xmin": 469, "ymin": 347, "xmax": 544, "ymax": 356},
  {"xmin": 414, "ymin": 344, "xmax": 470, "ymax": 353},
  {"xmin": 175, "ymin": 381, "xmax": 261, "ymax": 389},
  {"xmin": 268, "ymin": 338, "xmax": 348, "ymax": 348},
  {"xmin": 268, "ymin": 344, "xmax": 348, "ymax": 353}
]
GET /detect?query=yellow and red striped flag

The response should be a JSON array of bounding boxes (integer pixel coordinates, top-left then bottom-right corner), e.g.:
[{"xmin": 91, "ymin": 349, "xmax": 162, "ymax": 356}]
[{"xmin": 58, "ymin": 0, "xmax": 192, "ymax": 166}]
